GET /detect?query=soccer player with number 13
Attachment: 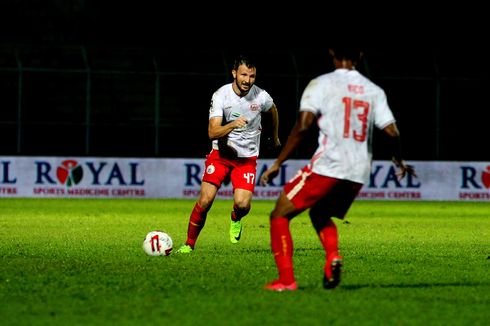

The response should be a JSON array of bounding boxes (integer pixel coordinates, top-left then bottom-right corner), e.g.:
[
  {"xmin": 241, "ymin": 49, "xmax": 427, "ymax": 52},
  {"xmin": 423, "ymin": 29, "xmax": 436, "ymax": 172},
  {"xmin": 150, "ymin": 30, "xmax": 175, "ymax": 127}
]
[{"xmin": 260, "ymin": 47, "xmax": 416, "ymax": 291}]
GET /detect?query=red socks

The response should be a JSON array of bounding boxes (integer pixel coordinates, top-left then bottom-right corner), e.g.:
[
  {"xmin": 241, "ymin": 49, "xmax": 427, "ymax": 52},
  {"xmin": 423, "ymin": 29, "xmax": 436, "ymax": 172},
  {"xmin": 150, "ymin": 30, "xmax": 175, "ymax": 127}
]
[
  {"xmin": 185, "ymin": 203, "xmax": 207, "ymax": 248},
  {"xmin": 318, "ymin": 218, "xmax": 339, "ymax": 261},
  {"xmin": 270, "ymin": 216, "xmax": 340, "ymax": 284},
  {"xmin": 318, "ymin": 219, "xmax": 340, "ymax": 278},
  {"xmin": 270, "ymin": 217, "xmax": 295, "ymax": 285}
]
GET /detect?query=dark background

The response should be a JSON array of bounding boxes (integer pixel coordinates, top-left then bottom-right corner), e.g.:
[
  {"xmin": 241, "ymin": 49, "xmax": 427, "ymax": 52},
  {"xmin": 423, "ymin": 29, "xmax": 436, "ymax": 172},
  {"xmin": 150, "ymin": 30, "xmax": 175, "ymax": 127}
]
[{"xmin": 0, "ymin": 1, "xmax": 487, "ymax": 161}]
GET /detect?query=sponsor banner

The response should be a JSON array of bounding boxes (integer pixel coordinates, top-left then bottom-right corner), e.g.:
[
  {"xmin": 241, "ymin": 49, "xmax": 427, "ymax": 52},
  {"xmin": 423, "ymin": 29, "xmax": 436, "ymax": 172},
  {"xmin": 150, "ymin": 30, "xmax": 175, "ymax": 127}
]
[{"xmin": 0, "ymin": 157, "xmax": 489, "ymax": 201}]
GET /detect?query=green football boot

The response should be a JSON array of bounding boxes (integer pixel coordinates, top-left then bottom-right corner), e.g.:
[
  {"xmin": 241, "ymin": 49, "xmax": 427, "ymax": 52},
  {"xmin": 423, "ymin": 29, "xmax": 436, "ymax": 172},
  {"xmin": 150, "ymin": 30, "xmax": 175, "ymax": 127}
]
[
  {"xmin": 175, "ymin": 244, "xmax": 193, "ymax": 254},
  {"xmin": 229, "ymin": 220, "xmax": 242, "ymax": 244}
]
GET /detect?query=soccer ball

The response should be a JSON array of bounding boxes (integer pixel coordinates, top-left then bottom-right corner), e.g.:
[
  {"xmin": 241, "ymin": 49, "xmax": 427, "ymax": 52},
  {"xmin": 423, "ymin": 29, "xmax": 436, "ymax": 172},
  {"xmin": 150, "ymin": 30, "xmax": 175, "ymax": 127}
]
[{"xmin": 142, "ymin": 231, "xmax": 173, "ymax": 256}]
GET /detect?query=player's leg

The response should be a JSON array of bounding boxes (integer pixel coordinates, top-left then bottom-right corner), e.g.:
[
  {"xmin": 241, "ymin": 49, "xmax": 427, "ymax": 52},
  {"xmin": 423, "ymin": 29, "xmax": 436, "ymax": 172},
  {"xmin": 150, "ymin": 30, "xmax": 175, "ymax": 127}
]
[
  {"xmin": 264, "ymin": 192, "xmax": 301, "ymax": 291},
  {"xmin": 228, "ymin": 157, "xmax": 256, "ymax": 243},
  {"xmin": 266, "ymin": 166, "xmax": 323, "ymax": 290},
  {"xmin": 265, "ymin": 168, "xmax": 345, "ymax": 291},
  {"xmin": 177, "ymin": 151, "xmax": 228, "ymax": 253},
  {"xmin": 177, "ymin": 181, "xmax": 218, "ymax": 253},
  {"xmin": 310, "ymin": 209, "xmax": 343, "ymax": 289},
  {"xmin": 229, "ymin": 188, "xmax": 252, "ymax": 243},
  {"xmin": 309, "ymin": 179, "xmax": 363, "ymax": 288},
  {"xmin": 265, "ymin": 166, "xmax": 320, "ymax": 291}
]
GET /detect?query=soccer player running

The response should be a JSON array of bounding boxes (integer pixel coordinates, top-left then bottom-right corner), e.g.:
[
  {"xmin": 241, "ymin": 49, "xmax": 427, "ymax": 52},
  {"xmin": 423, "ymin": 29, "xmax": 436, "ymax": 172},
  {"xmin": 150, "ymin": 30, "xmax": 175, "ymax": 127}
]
[
  {"xmin": 260, "ymin": 47, "xmax": 416, "ymax": 291},
  {"xmin": 176, "ymin": 55, "xmax": 281, "ymax": 253}
]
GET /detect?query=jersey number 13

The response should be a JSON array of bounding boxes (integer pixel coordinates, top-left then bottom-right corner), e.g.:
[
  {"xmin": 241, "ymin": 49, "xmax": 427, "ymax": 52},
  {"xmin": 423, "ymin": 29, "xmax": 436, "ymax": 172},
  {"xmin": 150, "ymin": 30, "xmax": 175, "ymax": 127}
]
[{"xmin": 342, "ymin": 96, "xmax": 369, "ymax": 142}]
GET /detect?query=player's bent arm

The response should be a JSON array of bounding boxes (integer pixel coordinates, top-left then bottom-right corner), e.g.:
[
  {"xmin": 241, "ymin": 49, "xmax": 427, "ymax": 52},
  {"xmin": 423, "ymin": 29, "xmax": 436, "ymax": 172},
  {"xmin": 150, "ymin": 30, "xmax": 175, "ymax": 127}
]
[
  {"xmin": 382, "ymin": 122, "xmax": 417, "ymax": 179},
  {"xmin": 208, "ymin": 117, "xmax": 247, "ymax": 140},
  {"xmin": 383, "ymin": 122, "xmax": 402, "ymax": 162},
  {"xmin": 260, "ymin": 111, "xmax": 315, "ymax": 185},
  {"xmin": 269, "ymin": 104, "xmax": 281, "ymax": 147}
]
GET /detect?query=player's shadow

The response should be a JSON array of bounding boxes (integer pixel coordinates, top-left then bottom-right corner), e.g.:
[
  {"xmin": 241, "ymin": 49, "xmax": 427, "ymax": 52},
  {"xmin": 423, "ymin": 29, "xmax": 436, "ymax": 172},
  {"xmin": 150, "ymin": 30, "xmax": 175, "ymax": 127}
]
[{"xmin": 342, "ymin": 281, "xmax": 488, "ymax": 290}]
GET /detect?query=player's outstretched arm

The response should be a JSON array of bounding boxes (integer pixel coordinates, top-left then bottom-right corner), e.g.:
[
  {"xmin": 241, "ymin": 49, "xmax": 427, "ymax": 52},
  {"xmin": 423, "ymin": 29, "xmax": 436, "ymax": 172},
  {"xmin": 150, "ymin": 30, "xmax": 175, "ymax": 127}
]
[
  {"xmin": 260, "ymin": 111, "xmax": 315, "ymax": 185},
  {"xmin": 269, "ymin": 104, "xmax": 281, "ymax": 148},
  {"xmin": 383, "ymin": 123, "xmax": 417, "ymax": 180}
]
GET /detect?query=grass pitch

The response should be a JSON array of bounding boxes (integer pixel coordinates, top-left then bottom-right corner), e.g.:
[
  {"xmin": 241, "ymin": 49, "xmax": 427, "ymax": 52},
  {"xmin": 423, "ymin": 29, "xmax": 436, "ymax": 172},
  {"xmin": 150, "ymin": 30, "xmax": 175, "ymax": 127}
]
[{"xmin": 0, "ymin": 198, "xmax": 489, "ymax": 325}]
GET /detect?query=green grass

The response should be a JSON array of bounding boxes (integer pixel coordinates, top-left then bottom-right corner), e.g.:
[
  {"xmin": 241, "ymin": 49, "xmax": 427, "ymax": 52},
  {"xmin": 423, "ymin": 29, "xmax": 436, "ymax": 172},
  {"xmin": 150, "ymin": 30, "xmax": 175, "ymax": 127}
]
[{"xmin": 0, "ymin": 199, "xmax": 489, "ymax": 325}]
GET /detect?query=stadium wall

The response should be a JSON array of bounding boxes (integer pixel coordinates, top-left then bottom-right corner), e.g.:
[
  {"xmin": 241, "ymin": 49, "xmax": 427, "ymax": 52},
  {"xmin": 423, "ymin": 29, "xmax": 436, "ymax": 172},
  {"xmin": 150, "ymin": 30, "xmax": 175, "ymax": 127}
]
[{"xmin": 1, "ymin": 157, "xmax": 489, "ymax": 201}]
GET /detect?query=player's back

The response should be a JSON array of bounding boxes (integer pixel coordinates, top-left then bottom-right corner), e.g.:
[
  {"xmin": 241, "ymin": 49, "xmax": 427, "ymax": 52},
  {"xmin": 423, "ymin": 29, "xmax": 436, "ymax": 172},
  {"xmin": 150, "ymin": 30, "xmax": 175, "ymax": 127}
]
[
  {"xmin": 315, "ymin": 68, "xmax": 385, "ymax": 108},
  {"xmin": 300, "ymin": 69, "xmax": 394, "ymax": 184}
]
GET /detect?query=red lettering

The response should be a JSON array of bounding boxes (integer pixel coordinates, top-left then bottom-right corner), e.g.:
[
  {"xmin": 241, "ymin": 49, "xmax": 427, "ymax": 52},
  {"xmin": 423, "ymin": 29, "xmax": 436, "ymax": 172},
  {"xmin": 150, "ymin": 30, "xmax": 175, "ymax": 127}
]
[
  {"xmin": 0, "ymin": 187, "xmax": 17, "ymax": 194},
  {"xmin": 348, "ymin": 84, "xmax": 364, "ymax": 94},
  {"xmin": 459, "ymin": 192, "xmax": 490, "ymax": 200}
]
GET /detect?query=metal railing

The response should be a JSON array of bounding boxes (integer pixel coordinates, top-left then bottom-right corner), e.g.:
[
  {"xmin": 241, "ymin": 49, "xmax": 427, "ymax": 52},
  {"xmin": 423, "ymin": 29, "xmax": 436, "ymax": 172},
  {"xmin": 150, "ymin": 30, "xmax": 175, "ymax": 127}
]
[{"xmin": 0, "ymin": 45, "xmax": 487, "ymax": 160}]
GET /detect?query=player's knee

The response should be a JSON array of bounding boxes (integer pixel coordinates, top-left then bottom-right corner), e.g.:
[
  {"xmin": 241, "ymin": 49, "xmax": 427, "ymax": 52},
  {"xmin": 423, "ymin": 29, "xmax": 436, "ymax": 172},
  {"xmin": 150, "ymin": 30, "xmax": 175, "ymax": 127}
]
[
  {"xmin": 233, "ymin": 199, "xmax": 250, "ymax": 211},
  {"xmin": 270, "ymin": 208, "xmax": 279, "ymax": 219}
]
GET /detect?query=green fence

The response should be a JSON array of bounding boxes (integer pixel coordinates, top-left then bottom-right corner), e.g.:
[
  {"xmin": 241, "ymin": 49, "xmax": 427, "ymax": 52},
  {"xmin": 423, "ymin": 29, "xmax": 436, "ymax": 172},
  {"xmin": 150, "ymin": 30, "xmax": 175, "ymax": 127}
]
[{"xmin": 0, "ymin": 45, "xmax": 487, "ymax": 160}]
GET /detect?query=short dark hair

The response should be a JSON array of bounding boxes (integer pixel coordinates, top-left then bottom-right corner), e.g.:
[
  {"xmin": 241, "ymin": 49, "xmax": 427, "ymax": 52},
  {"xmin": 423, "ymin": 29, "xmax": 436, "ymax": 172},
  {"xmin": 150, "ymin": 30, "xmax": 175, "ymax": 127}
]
[{"xmin": 233, "ymin": 55, "xmax": 256, "ymax": 71}]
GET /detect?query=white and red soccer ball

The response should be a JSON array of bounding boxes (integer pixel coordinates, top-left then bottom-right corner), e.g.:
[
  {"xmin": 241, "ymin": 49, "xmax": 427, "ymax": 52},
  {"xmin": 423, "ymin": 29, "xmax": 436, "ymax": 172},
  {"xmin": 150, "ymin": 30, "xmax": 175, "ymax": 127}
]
[{"xmin": 142, "ymin": 231, "xmax": 173, "ymax": 256}]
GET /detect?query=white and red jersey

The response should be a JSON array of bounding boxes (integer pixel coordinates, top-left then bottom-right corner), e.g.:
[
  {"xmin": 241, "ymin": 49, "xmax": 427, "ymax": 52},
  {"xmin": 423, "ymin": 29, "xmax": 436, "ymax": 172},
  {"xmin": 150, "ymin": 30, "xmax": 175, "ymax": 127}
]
[
  {"xmin": 300, "ymin": 68, "xmax": 395, "ymax": 184},
  {"xmin": 209, "ymin": 83, "xmax": 274, "ymax": 158}
]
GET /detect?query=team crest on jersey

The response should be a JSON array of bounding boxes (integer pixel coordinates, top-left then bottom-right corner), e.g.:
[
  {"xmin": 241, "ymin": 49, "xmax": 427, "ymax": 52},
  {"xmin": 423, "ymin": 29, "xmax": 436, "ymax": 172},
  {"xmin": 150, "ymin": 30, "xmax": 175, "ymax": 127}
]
[
  {"xmin": 206, "ymin": 164, "xmax": 216, "ymax": 175},
  {"xmin": 250, "ymin": 103, "xmax": 260, "ymax": 111}
]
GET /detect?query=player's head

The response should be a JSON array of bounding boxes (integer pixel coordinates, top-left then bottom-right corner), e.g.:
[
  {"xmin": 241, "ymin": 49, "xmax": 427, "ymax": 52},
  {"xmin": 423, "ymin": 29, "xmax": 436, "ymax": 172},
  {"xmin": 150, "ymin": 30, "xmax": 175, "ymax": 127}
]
[
  {"xmin": 329, "ymin": 47, "xmax": 363, "ymax": 68},
  {"xmin": 232, "ymin": 54, "xmax": 256, "ymax": 71},
  {"xmin": 232, "ymin": 55, "xmax": 257, "ymax": 96}
]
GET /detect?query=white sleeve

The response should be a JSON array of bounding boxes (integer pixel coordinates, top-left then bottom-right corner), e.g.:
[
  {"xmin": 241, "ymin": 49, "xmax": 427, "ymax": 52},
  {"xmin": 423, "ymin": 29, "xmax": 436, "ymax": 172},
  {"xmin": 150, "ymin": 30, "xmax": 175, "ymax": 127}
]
[
  {"xmin": 209, "ymin": 91, "xmax": 223, "ymax": 119},
  {"xmin": 299, "ymin": 79, "xmax": 321, "ymax": 115},
  {"xmin": 261, "ymin": 90, "xmax": 274, "ymax": 112},
  {"xmin": 374, "ymin": 90, "xmax": 396, "ymax": 129}
]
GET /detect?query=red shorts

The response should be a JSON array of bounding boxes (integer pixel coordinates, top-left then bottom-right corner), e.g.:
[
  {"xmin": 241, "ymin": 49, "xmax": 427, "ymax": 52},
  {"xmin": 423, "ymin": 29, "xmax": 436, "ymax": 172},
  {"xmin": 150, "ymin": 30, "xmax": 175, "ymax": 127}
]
[
  {"xmin": 202, "ymin": 150, "xmax": 258, "ymax": 192},
  {"xmin": 284, "ymin": 164, "xmax": 363, "ymax": 219}
]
